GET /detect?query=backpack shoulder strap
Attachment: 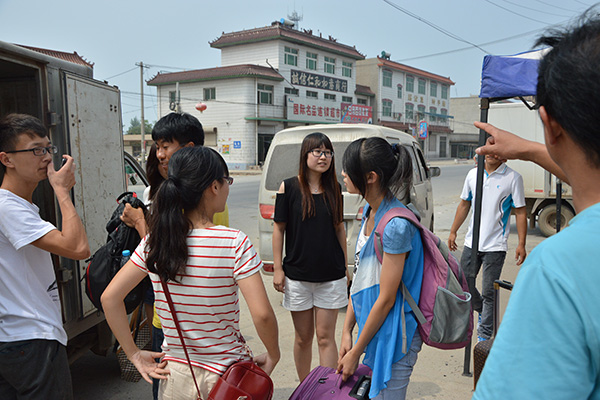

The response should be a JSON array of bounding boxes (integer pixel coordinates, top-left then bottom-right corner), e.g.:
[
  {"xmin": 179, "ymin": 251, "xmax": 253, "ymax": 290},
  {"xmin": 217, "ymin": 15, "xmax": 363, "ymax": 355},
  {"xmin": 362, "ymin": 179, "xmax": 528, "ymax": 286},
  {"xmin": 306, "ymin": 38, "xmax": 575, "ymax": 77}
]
[
  {"xmin": 373, "ymin": 207, "xmax": 427, "ymax": 350},
  {"xmin": 373, "ymin": 207, "xmax": 421, "ymax": 263}
]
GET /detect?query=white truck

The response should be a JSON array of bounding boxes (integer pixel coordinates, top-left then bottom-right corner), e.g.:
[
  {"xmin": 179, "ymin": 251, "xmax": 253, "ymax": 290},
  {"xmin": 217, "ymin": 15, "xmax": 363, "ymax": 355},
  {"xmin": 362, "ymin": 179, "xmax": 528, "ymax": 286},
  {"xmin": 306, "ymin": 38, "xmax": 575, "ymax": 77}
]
[
  {"xmin": 488, "ymin": 102, "xmax": 574, "ymax": 236},
  {"xmin": 0, "ymin": 40, "xmax": 147, "ymax": 361}
]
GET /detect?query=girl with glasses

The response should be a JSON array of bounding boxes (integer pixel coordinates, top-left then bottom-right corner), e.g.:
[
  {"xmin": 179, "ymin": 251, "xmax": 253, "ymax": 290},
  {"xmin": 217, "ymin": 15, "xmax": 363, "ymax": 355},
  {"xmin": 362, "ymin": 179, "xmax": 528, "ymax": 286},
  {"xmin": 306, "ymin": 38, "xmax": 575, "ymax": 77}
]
[
  {"xmin": 272, "ymin": 132, "xmax": 348, "ymax": 381},
  {"xmin": 102, "ymin": 146, "xmax": 279, "ymax": 399}
]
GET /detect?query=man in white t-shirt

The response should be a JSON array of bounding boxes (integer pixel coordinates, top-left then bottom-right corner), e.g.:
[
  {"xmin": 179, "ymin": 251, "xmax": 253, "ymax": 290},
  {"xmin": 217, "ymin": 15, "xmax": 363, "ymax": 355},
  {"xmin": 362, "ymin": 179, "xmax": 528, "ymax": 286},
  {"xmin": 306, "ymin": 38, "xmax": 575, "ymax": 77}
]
[
  {"xmin": 448, "ymin": 154, "xmax": 527, "ymax": 341},
  {"xmin": 0, "ymin": 114, "xmax": 90, "ymax": 399}
]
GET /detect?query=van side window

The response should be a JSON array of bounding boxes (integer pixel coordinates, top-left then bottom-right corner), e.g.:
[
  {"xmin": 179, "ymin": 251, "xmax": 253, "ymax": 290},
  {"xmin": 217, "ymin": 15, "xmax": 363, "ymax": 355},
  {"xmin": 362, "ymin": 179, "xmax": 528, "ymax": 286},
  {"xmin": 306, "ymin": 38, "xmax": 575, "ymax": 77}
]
[
  {"xmin": 413, "ymin": 145, "xmax": 429, "ymax": 179},
  {"xmin": 406, "ymin": 146, "xmax": 423, "ymax": 183}
]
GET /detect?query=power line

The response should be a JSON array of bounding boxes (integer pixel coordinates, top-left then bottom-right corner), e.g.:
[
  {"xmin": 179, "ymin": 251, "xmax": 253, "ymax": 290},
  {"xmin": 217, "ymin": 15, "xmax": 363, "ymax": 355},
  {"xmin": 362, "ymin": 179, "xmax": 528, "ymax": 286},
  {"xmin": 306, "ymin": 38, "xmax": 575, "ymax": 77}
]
[
  {"xmin": 396, "ymin": 27, "xmax": 545, "ymax": 62},
  {"xmin": 483, "ymin": 0, "xmax": 554, "ymax": 24},
  {"xmin": 533, "ymin": 0, "xmax": 581, "ymax": 13},
  {"xmin": 498, "ymin": 0, "xmax": 570, "ymax": 17},
  {"xmin": 144, "ymin": 63, "xmax": 191, "ymax": 71},
  {"xmin": 572, "ymin": 0, "xmax": 592, "ymax": 6},
  {"xmin": 104, "ymin": 66, "xmax": 138, "ymax": 81},
  {"xmin": 381, "ymin": 0, "xmax": 491, "ymax": 54}
]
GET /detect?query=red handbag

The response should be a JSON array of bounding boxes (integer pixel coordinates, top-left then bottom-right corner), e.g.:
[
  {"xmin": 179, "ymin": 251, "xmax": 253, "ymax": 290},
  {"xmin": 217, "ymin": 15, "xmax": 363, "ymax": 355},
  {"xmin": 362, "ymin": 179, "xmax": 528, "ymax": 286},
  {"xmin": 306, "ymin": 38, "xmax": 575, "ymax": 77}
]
[
  {"xmin": 207, "ymin": 361, "xmax": 273, "ymax": 400},
  {"xmin": 161, "ymin": 281, "xmax": 273, "ymax": 400}
]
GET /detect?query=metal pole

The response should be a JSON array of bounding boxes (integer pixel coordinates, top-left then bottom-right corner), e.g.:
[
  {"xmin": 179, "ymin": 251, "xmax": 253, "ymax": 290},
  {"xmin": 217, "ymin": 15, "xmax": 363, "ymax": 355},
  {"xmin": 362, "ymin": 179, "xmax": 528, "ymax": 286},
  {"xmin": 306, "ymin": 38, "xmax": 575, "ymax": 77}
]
[
  {"xmin": 137, "ymin": 61, "xmax": 146, "ymax": 169},
  {"xmin": 556, "ymin": 179, "xmax": 562, "ymax": 233},
  {"xmin": 462, "ymin": 98, "xmax": 490, "ymax": 377}
]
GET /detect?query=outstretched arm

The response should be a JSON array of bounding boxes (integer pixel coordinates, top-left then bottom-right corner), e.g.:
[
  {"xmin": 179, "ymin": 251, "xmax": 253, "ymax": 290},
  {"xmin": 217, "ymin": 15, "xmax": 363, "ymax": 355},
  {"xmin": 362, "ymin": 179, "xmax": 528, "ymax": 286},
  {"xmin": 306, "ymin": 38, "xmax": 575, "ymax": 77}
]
[
  {"xmin": 338, "ymin": 297, "xmax": 356, "ymax": 362},
  {"xmin": 238, "ymin": 272, "xmax": 280, "ymax": 375},
  {"xmin": 448, "ymin": 199, "xmax": 471, "ymax": 252},
  {"xmin": 334, "ymin": 222, "xmax": 350, "ymax": 283},
  {"xmin": 514, "ymin": 207, "xmax": 527, "ymax": 266},
  {"xmin": 272, "ymin": 181, "xmax": 286, "ymax": 293},
  {"xmin": 337, "ymin": 252, "xmax": 406, "ymax": 381},
  {"xmin": 101, "ymin": 261, "xmax": 167, "ymax": 384},
  {"xmin": 474, "ymin": 121, "xmax": 569, "ymax": 184}
]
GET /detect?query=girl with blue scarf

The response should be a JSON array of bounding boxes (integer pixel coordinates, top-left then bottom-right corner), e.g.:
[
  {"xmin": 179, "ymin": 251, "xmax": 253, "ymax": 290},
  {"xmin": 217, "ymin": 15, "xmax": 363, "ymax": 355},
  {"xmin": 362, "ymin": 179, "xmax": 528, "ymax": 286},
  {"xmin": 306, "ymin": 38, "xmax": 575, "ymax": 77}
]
[{"xmin": 337, "ymin": 137, "xmax": 424, "ymax": 399}]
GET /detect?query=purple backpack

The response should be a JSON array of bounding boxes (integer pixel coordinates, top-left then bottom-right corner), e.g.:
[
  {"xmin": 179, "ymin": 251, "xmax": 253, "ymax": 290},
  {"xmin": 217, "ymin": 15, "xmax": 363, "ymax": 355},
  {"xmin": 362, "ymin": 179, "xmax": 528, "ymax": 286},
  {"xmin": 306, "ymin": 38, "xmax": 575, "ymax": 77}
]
[
  {"xmin": 374, "ymin": 207, "xmax": 473, "ymax": 351},
  {"xmin": 289, "ymin": 364, "xmax": 372, "ymax": 400}
]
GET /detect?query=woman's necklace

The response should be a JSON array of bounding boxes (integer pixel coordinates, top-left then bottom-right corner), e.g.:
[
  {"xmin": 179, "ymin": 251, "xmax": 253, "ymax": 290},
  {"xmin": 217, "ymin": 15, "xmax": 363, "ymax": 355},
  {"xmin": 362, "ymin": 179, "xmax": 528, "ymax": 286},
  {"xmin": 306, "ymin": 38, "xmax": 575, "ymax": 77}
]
[{"xmin": 309, "ymin": 184, "xmax": 320, "ymax": 193}]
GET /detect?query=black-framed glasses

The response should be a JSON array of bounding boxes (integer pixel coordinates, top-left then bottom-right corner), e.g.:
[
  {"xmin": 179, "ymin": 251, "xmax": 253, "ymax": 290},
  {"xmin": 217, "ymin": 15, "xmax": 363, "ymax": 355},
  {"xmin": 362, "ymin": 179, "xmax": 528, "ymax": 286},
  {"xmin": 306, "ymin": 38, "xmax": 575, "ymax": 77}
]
[
  {"xmin": 309, "ymin": 149, "xmax": 334, "ymax": 158},
  {"xmin": 223, "ymin": 176, "xmax": 234, "ymax": 185},
  {"xmin": 6, "ymin": 145, "xmax": 58, "ymax": 156}
]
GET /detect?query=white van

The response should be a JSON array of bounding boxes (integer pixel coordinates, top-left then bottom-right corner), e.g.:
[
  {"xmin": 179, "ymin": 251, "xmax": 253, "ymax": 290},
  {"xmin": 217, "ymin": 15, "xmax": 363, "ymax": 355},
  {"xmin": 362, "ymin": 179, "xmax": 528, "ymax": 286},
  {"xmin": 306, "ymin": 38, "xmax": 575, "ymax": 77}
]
[{"xmin": 258, "ymin": 123, "xmax": 440, "ymax": 274}]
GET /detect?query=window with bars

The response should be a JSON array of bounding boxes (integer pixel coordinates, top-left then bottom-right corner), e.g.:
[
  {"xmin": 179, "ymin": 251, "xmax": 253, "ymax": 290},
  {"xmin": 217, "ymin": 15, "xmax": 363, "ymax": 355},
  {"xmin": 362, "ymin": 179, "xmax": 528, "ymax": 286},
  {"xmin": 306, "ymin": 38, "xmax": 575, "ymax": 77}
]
[
  {"xmin": 258, "ymin": 84, "xmax": 273, "ymax": 104},
  {"xmin": 204, "ymin": 87, "xmax": 216, "ymax": 100},
  {"xmin": 324, "ymin": 56, "xmax": 336, "ymax": 74},
  {"xmin": 285, "ymin": 46, "xmax": 298, "ymax": 66},
  {"xmin": 417, "ymin": 104, "xmax": 426, "ymax": 120},
  {"xmin": 406, "ymin": 76, "xmax": 414, "ymax": 92},
  {"xmin": 383, "ymin": 70, "xmax": 392, "ymax": 87},
  {"xmin": 418, "ymin": 79, "xmax": 426, "ymax": 95},
  {"xmin": 382, "ymin": 99, "xmax": 392, "ymax": 117},
  {"xmin": 405, "ymin": 103, "xmax": 414, "ymax": 120},
  {"xmin": 306, "ymin": 52, "xmax": 317, "ymax": 70},
  {"xmin": 430, "ymin": 82, "xmax": 437, "ymax": 97},
  {"xmin": 306, "ymin": 90, "xmax": 318, "ymax": 99},
  {"xmin": 342, "ymin": 61, "xmax": 352, "ymax": 77},
  {"xmin": 324, "ymin": 93, "xmax": 336, "ymax": 101},
  {"xmin": 429, "ymin": 107, "xmax": 437, "ymax": 123}
]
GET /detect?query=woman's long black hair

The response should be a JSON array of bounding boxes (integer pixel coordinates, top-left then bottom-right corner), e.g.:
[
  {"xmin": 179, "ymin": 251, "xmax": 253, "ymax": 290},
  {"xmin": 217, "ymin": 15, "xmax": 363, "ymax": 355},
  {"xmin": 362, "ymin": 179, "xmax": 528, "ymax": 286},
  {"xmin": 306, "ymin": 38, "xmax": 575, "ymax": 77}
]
[
  {"xmin": 146, "ymin": 146, "xmax": 229, "ymax": 282},
  {"xmin": 145, "ymin": 143, "xmax": 162, "ymax": 201},
  {"xmin": 342, "ymin": 137, "xmax": 413, "ymax": 200},
  {"xmin": 297, "ymin": 132, "xmax": 343, "ymax": 225}
]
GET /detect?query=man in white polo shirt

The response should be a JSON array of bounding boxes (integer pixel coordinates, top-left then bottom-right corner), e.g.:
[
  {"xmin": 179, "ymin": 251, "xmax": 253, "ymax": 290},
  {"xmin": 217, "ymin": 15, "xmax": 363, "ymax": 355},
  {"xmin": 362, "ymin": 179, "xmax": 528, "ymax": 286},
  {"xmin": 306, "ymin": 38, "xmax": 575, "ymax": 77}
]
[{"xmin": 448, "ymin": 154, "xmax": 527, "ymax": 341}]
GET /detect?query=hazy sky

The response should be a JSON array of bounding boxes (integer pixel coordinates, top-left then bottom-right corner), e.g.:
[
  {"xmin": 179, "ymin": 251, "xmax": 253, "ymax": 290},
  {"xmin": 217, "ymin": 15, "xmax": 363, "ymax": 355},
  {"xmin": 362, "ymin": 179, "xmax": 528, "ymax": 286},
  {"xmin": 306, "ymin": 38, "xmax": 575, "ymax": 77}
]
[{"xmin": 0, "ymin": 0, "xmax": 592, "ymax": 128}]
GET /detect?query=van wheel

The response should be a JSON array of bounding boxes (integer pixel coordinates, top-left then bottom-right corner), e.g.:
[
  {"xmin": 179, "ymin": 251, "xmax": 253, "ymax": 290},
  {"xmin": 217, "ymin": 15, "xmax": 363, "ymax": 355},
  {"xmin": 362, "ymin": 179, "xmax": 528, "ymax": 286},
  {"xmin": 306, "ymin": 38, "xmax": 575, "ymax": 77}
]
[{"xmin": 538, "ymin": 204, "xmax": 574, "ymax": 237}]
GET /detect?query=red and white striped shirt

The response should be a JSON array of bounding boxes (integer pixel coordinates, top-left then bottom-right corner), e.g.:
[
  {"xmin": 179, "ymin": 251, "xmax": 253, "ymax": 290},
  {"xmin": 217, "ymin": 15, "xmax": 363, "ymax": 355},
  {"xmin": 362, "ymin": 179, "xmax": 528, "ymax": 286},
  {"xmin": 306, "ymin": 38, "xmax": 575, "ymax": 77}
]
[{"xmin": 130, "ymin": 226, "xmax": 263, "ymax": 374}]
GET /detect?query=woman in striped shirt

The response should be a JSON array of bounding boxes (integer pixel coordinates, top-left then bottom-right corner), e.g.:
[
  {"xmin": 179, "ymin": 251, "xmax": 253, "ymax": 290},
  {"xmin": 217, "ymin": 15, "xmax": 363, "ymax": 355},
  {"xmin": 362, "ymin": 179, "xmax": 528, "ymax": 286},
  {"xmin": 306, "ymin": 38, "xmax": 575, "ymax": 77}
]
[{"xmin": 102, "ymin": 146, "xmax": 280, "ymax": 399}]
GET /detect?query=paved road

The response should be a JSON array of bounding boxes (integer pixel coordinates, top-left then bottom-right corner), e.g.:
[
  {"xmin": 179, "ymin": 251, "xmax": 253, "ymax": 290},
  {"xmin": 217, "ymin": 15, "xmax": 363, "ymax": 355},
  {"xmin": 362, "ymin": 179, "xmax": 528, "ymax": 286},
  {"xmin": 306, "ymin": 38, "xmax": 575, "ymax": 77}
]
[{"xmin": 70, "ymin": 165, "xmax": 548, "ymax": 399}]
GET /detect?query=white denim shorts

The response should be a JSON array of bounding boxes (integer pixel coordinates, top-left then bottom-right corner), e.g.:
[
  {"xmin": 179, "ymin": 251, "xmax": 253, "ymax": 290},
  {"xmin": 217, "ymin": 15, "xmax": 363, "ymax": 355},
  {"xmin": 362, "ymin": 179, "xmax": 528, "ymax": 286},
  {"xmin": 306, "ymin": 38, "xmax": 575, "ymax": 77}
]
[{"xmin": 282, "ymin": 276, "xmax": 348, "ymax": 312}]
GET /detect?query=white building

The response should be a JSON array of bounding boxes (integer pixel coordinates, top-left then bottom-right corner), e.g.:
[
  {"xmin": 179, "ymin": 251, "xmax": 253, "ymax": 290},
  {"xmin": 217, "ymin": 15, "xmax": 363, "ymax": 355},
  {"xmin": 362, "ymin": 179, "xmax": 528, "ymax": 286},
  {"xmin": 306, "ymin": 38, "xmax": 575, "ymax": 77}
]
[
  {"xmin": 148, "ymin": 21, "xmax": 369, "ymax": 169},
  {"xmin": 356, "ymin": 57, "xmax": 454, "ymax": 159},
  {"xmin": 449, "ymin": 96, "xmax": 480, "ymax": 159}
]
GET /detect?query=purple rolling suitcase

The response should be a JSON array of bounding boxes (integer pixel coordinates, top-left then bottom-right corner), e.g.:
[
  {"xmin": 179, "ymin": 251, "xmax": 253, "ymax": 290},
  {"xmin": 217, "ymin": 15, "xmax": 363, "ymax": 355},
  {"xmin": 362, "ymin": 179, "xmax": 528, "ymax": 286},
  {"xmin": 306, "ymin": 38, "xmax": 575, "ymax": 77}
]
[{"xmin": 289, "ymin": 364, "xmax": 372, "ymax": 400}]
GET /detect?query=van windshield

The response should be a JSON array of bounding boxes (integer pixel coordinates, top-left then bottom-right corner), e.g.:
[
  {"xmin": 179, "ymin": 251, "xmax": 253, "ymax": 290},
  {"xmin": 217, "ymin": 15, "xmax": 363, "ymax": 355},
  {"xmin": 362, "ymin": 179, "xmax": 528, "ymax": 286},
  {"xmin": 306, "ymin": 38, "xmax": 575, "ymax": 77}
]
[{"xmin": 265, "ymin": 142, "xmax": 352, "ymax": 191}]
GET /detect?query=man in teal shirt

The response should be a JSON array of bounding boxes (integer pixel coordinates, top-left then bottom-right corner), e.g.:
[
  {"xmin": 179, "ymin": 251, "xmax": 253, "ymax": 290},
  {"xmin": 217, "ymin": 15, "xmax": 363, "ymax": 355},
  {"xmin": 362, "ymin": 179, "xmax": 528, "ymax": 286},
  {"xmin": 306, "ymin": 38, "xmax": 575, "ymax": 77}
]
[{"xmin": 473, "ymin": 10, "xmax": 600, "ymax": 399}]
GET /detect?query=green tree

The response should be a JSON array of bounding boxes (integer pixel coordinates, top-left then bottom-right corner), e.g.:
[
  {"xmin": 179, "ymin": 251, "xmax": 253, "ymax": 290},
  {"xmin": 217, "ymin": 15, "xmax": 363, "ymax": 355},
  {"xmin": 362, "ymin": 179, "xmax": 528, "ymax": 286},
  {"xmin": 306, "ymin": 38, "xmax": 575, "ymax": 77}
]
[{"xmin": 125, "ymin": 117, "xmax": 154, "ymax": 135}]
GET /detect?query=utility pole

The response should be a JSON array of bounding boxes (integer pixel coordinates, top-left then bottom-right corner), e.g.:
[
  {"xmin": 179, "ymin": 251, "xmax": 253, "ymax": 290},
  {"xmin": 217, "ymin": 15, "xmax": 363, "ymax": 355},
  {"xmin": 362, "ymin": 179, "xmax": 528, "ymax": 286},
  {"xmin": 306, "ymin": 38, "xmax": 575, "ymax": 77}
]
[{"xmin": 136, "ymin": 61, "xmax": 149, "ymax": 168}]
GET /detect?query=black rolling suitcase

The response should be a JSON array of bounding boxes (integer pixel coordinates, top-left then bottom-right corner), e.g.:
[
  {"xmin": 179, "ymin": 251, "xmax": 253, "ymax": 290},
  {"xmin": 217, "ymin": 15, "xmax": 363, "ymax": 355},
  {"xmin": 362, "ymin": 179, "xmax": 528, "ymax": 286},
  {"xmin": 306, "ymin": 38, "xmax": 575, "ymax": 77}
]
[{"xmin": 473, "ymin": 279, "xmax": 513, "ymax": 389}]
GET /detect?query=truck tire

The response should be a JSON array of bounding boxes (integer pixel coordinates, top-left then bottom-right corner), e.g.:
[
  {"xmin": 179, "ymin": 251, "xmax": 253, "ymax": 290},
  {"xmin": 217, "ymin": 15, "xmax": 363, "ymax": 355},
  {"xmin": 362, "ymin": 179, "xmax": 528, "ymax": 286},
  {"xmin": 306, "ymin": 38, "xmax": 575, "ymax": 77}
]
[{"xmin": 538, "ymin": 204, "xmax": 574, "ymax": 237}]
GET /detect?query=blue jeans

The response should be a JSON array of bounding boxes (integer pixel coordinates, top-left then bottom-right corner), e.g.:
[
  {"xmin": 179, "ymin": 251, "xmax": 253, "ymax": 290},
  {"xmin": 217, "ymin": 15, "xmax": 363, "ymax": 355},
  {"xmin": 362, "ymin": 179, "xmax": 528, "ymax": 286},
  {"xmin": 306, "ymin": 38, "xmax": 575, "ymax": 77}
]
[
  {"xmin": 461, "ymin": 247, "xmax": 506, "ymax": 339},
  {"xmin": 0, "ymin": 339, "xmax": 73, "ymax": 400},
  {"xmin": 373, "ymin": 332, "xmax": 422, "ymax": 400}
]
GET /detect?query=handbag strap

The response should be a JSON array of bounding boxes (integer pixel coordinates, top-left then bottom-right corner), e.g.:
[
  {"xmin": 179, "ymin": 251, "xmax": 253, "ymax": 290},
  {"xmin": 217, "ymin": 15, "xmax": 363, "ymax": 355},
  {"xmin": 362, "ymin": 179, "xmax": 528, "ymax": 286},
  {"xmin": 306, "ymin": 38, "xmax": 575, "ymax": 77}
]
[{"xmin": 161, "ymin": 280, "xmax": 203, "ymax": 400}]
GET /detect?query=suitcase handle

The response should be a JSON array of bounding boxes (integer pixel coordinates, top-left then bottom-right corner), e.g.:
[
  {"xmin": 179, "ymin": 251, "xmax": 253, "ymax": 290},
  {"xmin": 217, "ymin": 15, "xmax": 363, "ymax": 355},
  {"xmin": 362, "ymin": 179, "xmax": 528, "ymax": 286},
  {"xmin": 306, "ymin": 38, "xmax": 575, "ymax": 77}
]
[{"xmin": 494, "ymin": 280, "xmax": 513, "ymax": 291}]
